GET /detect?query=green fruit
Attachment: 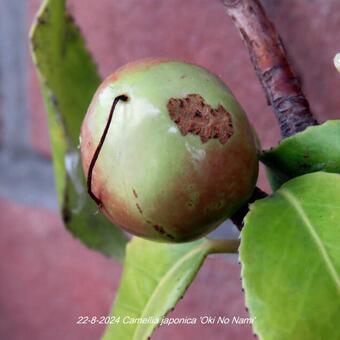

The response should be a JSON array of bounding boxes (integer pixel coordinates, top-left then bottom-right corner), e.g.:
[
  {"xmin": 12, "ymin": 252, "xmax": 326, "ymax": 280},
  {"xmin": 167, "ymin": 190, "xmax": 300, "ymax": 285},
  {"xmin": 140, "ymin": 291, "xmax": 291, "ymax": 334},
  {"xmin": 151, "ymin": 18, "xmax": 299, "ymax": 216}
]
[{"xmin": 80, "ymin": 59, "xmax": 258, "ymax": 242}]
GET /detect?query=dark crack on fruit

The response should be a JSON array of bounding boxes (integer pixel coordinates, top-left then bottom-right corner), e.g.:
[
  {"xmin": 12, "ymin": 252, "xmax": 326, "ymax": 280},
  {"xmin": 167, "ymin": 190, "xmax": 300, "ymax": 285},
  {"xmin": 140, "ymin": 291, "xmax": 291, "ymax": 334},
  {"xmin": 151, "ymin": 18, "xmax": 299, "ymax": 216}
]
[
  {"xmin": 132, "ymin": 189, "xmax": 138, "ymax": 198},
  {"xmin": 167, "ymin": 94, "xmax": 233, "ymax": 144},
  {"xmin": 87, "ymin": 95, "xmax": 128, "ymax": 207},
  {"xmin": 153, "ymin": 224, "xmax": 175, "ymax": 240},
  {"xmin": 166, "ymin": 233, "xmax": 175, "ymax": 240},
  {"xmin": 136, "ymin": 203, "xmax": 143, "ymax": 214},
  {"xmin": 153, "ymin": 224, "xmax": 166, "ymax": 234}
]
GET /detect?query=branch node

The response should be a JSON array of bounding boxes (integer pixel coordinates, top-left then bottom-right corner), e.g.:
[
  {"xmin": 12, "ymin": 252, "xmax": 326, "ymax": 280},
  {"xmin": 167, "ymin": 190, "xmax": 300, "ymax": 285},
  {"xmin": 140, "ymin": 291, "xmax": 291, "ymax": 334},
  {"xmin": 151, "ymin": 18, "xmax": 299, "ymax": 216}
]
[{"xmin": 223, "ymin": 0, "xmax": 318, "ymax": 138}]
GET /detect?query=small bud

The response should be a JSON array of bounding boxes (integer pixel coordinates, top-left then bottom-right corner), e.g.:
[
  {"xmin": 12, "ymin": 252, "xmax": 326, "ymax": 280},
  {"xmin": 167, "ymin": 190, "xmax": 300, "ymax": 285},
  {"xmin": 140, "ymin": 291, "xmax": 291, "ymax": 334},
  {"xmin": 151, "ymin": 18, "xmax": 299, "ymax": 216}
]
[{"xmin": 334, "ymin": 53, "xmax": 340, "ymax": 73}]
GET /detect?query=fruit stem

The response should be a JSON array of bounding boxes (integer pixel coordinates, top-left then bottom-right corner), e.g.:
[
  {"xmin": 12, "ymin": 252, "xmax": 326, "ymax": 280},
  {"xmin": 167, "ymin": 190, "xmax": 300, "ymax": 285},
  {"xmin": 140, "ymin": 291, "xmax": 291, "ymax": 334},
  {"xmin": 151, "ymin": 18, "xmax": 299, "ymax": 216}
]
[
  {"xmin": 222, "ymin": 0, "xmax": 318, "ymax": 138},
  {"xmin": 206, "ymin": 238, "xmax": 240, "ymax": 254},
  {"xmin": 87, "ymin": 94, "xmax": 128, "ymax": 207},
  {"xmin": 231, "ymin": 186, "xmax": 267, "ymax": 231}
]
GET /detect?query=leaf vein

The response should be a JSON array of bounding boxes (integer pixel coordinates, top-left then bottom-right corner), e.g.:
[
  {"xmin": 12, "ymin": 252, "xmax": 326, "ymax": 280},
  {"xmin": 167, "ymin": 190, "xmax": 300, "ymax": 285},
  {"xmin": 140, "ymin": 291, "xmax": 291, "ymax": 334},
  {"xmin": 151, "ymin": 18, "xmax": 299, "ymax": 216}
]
[
  {"xmin": 133, "ymin": 242, "xmax": 208, "ymax": 339},
  {"xmin": 280, "ymin": 189, "xmax": 340, "ymax": 293}
]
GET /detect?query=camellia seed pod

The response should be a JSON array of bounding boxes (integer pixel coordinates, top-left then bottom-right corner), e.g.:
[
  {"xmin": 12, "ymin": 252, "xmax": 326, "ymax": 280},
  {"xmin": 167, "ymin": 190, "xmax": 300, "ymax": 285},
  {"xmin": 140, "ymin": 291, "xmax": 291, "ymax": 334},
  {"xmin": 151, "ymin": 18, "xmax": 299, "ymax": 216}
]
[{"xmin": 80, "ymin": 59, "xmax": 259, "ymax": 242}]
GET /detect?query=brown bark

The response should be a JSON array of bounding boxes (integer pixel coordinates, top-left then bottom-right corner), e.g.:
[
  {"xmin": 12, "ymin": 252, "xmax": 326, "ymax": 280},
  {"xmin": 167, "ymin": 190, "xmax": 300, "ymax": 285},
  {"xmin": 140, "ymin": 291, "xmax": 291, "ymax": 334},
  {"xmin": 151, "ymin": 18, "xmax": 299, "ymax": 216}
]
[{"xmin": 222, "ymin": 0, "xmax": 318, "ymax": 138}]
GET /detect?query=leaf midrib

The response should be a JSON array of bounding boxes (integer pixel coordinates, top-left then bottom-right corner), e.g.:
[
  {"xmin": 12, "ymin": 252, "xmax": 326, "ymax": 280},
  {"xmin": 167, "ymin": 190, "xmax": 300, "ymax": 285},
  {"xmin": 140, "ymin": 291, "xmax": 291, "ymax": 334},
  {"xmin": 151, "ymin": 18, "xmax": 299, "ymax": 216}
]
[
  {"xmin": 280, "ymin": 189, "xmax": 340, "ymax": 293},
  {"xmin": 133, "ymin": 241, "xmax": 209, "ymax": 340}
]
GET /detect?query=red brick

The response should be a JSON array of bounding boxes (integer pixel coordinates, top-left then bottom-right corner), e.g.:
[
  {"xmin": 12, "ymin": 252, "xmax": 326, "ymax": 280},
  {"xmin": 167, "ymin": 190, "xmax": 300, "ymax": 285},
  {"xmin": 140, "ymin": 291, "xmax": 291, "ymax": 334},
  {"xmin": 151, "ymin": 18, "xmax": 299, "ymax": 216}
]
[
  {"xmin": 28, "ymin": 0, "xmax": 340, "ymax": 190},
  {"xmin": 0, "ymin": 198, "xmax": 120, "ymax": 340},
  {"xmin": 266, "ymin": 1, "xmax": 340, "ymax": 124},
  {"xmin": 22, "ymin": 2, "xmax": 340, "ymax": 337},
  {"xmin": 28, "ymin": 0, "xmax": 278, "ymax": 162},
  {"xmin": 0, "ymin": 198, "xmax": 252, "ymax": 339}
]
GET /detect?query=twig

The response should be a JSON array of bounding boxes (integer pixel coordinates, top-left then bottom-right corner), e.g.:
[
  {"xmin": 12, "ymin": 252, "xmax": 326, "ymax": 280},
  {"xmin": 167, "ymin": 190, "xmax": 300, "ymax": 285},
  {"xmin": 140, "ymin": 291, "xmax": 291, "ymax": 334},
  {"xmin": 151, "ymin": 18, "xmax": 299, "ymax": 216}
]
[
  {"xmin": 224, "ymin": 0, "xmax": 318, "ymax": 228},
  {"xmin": 231, "ymin": 187, "xmax": 267, "ymax": 231},
  {"xmin": 222, "ymin": 0, "xmax": 318, "ymax": 138}
]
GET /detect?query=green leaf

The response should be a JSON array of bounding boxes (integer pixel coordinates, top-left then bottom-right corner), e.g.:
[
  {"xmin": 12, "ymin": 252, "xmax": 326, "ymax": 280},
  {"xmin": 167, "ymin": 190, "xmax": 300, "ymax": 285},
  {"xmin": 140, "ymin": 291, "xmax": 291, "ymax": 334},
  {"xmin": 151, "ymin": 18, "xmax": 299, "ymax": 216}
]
[
  {"xmin": 103, "ymin": 237, "xmax": 237, "ymax": 340},
  {"xmin": 29, "ymin": 0, "xmax": 127, "ymax": 260},
  {"xmin": 261, "ymin": 120, "xmax": 340, "ymax": 190},
  {"xmin": 240, "ymin": 172, "xmax": 340, "ymax": 340}
]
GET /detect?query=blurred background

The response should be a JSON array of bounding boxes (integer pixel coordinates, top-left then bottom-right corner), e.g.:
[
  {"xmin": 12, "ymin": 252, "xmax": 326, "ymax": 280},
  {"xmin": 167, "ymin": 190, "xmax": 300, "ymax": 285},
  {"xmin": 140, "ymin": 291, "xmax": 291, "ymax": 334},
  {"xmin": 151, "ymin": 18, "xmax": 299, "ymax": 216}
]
[{"xmin": 1, "ymin": 0, "xmax": 339, "ymax": 339}]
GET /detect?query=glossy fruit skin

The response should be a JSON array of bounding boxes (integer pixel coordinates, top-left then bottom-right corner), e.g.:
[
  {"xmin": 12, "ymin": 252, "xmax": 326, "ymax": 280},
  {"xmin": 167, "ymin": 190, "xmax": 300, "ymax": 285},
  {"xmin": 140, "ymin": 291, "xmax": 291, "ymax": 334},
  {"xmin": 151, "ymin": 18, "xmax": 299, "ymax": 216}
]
[{"xmin": 80, "ymin": 59, "xmax": 259, "ymax": 242}]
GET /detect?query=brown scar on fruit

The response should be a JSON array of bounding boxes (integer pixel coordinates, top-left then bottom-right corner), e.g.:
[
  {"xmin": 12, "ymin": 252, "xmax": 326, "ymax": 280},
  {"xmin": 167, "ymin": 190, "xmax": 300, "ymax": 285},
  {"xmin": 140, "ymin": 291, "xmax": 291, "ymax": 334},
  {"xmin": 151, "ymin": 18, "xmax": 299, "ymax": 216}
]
[
  {"xmin": 153, "ymin": 224, "xmax": 166, "ymax": 234},
  {"xmin": 132, "ymin": 189, "xmax": 138, "ymax": 198},
  {"xmin": 153, "ymin": 224, "xmax": 175, "ymax": 240},
  {"xmin": 136, "ymin": 203, "xmax": 143, "ymax": 214},
  {"xmin": 167, "ymin": 94, "xmax": 234, "ymax": 144},
  {"xmin": 166, "ymin": 233, "xmax": 175, "ymax": 240}
]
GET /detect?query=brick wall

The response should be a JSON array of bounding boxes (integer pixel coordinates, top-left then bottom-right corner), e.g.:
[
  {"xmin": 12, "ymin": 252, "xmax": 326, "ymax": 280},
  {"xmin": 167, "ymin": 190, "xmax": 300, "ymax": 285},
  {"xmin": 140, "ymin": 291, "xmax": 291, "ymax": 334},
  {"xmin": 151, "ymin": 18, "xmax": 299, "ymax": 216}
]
[{"xmin": 1, "ymin": 1, "xmax": 340, "ymax": 339}]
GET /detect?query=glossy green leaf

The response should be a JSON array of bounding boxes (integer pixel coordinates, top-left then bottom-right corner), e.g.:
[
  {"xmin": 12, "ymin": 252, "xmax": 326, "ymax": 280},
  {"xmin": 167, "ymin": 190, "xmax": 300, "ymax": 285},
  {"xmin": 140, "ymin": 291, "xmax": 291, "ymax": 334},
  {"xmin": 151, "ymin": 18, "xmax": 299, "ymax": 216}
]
[
  {"xmin": 240, "ymin": 172, "xmax": 340, "ymax": 340},
  {"xmin": 30, "ymin": 0, "xmax": 127, "ymax": 260},
  {"xmin": 261, "ymin": 120, "xmax": 340, "ymax": 190},
  {"xmin": 103, "ymin": 237, "xmax": 238, "ymax": 340}
]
